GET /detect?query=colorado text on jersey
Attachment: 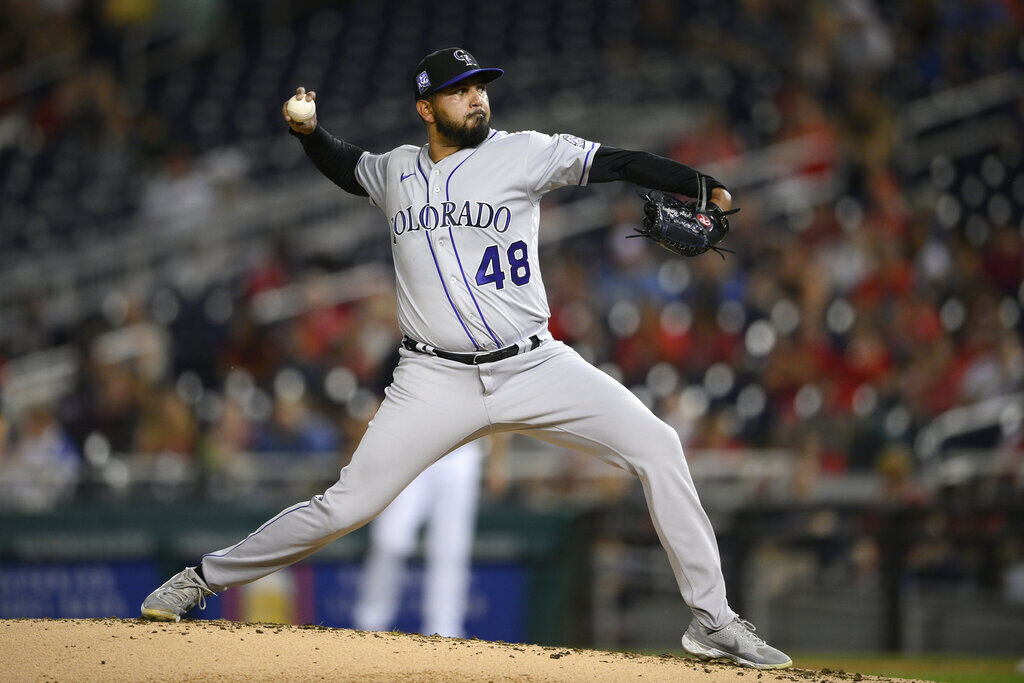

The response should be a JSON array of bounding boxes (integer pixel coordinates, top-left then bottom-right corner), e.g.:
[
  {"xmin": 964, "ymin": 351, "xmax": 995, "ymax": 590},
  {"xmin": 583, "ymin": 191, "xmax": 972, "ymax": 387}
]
[{"xmin": 390, "ymin": 201, "xmax": 512, "ymax": 242}]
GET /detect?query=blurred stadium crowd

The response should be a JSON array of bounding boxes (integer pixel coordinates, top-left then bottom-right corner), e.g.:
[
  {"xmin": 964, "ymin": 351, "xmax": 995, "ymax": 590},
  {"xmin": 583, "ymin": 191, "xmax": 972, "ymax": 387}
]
[{"xmin": 1, "ymin": 0, "xmax": 1023, "ymax": 511}]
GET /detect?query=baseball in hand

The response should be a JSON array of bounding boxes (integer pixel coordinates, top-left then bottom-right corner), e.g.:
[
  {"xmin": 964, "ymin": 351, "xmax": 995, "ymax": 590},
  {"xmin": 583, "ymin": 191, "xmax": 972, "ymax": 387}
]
[{"xmin": 287, "ymin": 95, "xmax": 316, "ymax": 122}]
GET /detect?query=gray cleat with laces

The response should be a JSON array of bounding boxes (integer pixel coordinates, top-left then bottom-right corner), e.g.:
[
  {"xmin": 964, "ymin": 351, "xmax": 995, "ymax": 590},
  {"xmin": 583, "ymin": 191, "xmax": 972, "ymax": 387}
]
[
  {"xmin": 140, "ymin": 567, "xmax": 216, "ymax": 622},
  {"xmin": 682, "ymin": 617, "xmax": 792, "ymax": 669}
]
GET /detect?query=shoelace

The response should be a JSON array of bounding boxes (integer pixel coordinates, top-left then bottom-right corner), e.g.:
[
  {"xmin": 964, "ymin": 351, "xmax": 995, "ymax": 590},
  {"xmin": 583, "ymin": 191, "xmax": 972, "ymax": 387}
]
[
  {"xmin": 159, "ymin": 574, "xmax": 214, "ymax": 611},
  {"xmin": 731, "ymin": 618, "xmax": 767, "ymax": 648}
]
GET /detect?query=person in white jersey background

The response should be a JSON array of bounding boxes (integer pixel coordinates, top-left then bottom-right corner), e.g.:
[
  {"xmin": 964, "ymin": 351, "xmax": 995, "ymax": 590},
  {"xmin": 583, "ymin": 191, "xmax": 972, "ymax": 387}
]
[
  {"xmin": 353, "ymin": 434, "xmax": 505, "ymax": 638},
  {"xmin": 141, "ymin": 47, "xmax": 792, "ymax": 670}
]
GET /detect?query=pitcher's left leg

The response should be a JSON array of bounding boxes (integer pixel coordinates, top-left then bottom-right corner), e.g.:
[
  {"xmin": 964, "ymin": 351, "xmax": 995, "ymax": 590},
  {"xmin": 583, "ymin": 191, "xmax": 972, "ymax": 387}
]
[{"xmin": 488, "ymin": 341, "xmax": 736, "ymax": 630}]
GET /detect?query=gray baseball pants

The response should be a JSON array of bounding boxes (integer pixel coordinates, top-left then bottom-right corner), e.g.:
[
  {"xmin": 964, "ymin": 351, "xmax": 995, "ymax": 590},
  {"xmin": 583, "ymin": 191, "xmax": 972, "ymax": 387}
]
[{"xmin": 201, "ymin": 339, "xmax": 738, "ymax": 630}]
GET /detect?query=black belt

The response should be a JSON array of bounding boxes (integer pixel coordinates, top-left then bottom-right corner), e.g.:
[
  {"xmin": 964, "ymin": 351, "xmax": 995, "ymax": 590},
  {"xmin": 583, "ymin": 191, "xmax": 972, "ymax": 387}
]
[{"xmin": 402, "ymin": 334, "xmax": 543, "ymax": 365}]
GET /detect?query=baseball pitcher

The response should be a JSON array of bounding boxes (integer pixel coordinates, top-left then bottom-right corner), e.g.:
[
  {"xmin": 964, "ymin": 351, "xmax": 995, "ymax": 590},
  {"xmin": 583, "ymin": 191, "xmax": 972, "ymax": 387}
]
[{"xmin": 141, "ymin": 47, "xmax": 790, "ymax": 669}]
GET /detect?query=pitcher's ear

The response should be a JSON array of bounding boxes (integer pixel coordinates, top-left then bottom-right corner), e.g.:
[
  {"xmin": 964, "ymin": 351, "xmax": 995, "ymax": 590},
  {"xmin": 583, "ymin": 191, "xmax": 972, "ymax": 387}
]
[{"xmin": 416, "ymin": 98, "xmax": 435, "ymax": 125}]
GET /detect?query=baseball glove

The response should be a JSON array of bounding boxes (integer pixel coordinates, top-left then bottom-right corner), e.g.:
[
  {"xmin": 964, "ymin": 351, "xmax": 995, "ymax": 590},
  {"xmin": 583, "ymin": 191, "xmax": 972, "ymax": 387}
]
[{"xmin": 631, "ymin": 182, "xmax": 738, "ymax": 259}]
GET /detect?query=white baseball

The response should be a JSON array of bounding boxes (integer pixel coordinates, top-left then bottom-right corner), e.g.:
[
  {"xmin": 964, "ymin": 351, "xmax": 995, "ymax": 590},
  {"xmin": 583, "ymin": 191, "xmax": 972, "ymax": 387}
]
[{"xmin": 287, "ymin": 96, "xmax": 315, "ymax": 122}]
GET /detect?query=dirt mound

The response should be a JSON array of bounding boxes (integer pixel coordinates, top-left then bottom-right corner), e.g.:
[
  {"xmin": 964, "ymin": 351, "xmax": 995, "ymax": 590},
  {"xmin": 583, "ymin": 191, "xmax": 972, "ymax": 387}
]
[{"xmin": 1, "ymin": 618, "xmax": 915, "ymax": 682}]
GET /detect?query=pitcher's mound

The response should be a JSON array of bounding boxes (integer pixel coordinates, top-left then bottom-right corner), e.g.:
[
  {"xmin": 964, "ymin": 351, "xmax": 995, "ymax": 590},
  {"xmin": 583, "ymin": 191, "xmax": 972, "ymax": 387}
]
[{"xmin": 1, "ymin": 618, "xmax": 911, "ymax": 682}]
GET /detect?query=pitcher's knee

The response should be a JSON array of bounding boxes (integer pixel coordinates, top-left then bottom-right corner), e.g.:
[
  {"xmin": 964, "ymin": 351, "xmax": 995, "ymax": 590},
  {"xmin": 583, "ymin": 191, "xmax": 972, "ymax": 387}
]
[
  {"xmin": 323, "ymin": 500, "xmax": 378, "ymax": 536},
  {"xmin": 649, "ymin": 420, "xmax": 685, "ymax": 455},
  {"xmin": 630, "ymin": 420, "xmax": 687, "ymax": 472},
  {"xmin": 319, "ymin": 483, "xmax": 386, "ymax": 536}
]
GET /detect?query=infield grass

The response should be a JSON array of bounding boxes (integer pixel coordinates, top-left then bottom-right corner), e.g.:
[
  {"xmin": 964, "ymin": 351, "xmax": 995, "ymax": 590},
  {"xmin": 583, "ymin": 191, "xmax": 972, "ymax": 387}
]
[{"xmin": 787, "ymin": 652, "xmax": 1024, "ymax": 683}]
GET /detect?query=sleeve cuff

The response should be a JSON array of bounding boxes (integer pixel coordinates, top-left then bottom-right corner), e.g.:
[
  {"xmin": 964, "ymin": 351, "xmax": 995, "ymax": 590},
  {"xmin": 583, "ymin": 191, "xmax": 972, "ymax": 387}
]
[
  {"xmin": 288, "ymin": 125, "xmax": 330, "ymax": 148},
  {"xmin": 577, "ymin": 141, "xmax": 600, "ymax": 186},
  {"xmin": 705, "ymin": 177, "xmax": 726, "ymax": 192}
]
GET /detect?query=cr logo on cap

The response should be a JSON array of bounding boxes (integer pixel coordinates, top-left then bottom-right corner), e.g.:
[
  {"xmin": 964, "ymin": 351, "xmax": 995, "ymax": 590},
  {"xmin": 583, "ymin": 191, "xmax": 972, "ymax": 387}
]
[{"xmin": 453, "ymin": 49, "xmax": 478, "ymax": 66}]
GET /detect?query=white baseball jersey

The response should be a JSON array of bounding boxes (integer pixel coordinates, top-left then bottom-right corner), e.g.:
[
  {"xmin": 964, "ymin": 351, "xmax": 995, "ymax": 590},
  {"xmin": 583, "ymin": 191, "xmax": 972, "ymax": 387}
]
[{"xmin": 355, "ymin": 130, "xmax": 599, "ymax": 352}]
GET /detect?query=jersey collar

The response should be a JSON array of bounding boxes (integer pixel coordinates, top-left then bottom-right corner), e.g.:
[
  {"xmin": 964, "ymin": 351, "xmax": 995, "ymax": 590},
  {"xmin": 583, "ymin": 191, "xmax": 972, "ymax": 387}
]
[{"xmin": 420, "ymin": 130, "xmax": 498, "ymax": 169}]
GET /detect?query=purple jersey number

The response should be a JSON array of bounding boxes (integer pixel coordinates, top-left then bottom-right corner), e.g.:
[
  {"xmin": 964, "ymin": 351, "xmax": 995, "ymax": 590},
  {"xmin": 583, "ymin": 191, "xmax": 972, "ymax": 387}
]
[{"xmin": 475, "ymin": 241, "xmax": 530, "ymax": 290}]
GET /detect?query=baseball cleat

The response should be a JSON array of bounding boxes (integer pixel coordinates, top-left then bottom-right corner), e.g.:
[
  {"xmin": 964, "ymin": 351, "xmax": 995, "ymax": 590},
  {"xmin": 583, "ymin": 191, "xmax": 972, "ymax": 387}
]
[
  {"xmin": 682, "ymin": 617, "xmax": 792, "ymax": 669},
  {"xmin": 140, "ymin": 566, "xmax": 216, "ymax": 622}
]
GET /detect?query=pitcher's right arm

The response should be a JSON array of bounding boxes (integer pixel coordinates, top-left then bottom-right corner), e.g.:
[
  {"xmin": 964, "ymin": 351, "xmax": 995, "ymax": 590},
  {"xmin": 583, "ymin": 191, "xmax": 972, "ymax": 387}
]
[{"xmin": 283, "ymin": 86, "xmax": 369, "ymax": 198}]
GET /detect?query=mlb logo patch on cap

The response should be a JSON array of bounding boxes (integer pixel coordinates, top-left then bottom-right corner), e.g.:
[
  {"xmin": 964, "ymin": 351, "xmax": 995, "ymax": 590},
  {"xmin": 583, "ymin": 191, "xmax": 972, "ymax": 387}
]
[{"xmin": 416, "ymin": 71, "xmax": 431, "ymax": 94}]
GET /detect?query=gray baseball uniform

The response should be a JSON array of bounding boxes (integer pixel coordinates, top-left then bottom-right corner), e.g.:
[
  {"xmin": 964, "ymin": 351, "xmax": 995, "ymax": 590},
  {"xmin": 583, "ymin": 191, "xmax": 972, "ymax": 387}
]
[{"xmin": 199, "ymin": 127, "xmax": 738, "ymax": 631}]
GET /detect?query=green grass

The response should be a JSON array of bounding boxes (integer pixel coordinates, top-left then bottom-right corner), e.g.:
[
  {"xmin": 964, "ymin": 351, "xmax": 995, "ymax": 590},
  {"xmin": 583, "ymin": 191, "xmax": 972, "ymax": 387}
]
[
  {"xmin": 789, "ymin": 652, "xmax": 1024, "ymax": 683},
  {"xmin": 635, "ymin": 647, "xmax": 1022, "ymax": 682}
]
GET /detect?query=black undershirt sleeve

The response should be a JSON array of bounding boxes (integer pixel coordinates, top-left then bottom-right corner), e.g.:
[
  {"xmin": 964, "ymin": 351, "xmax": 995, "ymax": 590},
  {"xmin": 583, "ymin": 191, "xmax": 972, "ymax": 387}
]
[
  {"xmin": 588, "ymin": 145, "xmax": 726, "ymax": 197},
  {"xmin": 289, "ymin": 126, "xmax": 369, "ymax": 197}
]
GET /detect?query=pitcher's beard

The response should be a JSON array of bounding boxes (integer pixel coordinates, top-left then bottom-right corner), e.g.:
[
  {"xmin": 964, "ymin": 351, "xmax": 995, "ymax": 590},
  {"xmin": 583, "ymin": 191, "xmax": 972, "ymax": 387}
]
[{"xmin": 437, "ymin": 111, "xmax": 490, "ymax": 147}]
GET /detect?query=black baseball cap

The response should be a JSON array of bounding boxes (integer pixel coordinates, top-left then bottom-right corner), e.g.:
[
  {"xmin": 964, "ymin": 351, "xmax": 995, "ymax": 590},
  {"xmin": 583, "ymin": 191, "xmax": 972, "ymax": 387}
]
[{"xmin": 412, "ymin": 48, "xmax": 503, "ymax": 100}]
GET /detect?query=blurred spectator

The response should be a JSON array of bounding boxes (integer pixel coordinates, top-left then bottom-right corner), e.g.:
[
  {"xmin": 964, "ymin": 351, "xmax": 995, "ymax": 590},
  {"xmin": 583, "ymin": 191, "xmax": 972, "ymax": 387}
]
[
  {"xmin": 837, "ymin": 0, "xmax": 895, "ymax": 73},
  {"xmin": 960, "ymin": 323, "xmax": 1024, "ymax": 404},
  {"xmin": 0, "ymin": 404, "xmax": 81, "ymax": 512},
  {"xmin": 669, "ymin": 109, "xmax": 745, "ymax": 171},
  {"xmin": 1003, "ymin": 540, "xmax": 1024, "ymax": 606},
  {"xmin": 219, "ymin": 310, "xmax": 285, "ymax": 384},
  {"xmin": 85, "ymin": 362, "xmax": 142, "ymax": 454},
  {"xmin": 981, "ymin": 225, "xmax": 1024, "ymax": 295},
  {"xmin": 0, "ymin": 400, "xmax": 9, "ymax": 458},
  {"xmin": 138, "ymin": 147, "xmax": 216, "ymax": 232},
  {"xmin": 133, "ymin": 386, "xmax": 198, "ymax": 458},
  {"xmin": 199, "ymin": 398, "xmax": 252, "ymax": 474},
  {"xmin": 288, "ymin": 275, "xmax": 352, "ymax": 367},
  {"xmin": 198, "ymin": 397, "xmax": 259, "ymax": 500},
  {"xmin": 250, "ymin": 396, "xmax": 341, "ymax": 459},
  {"xmin": 243, "ymin": 240, "xmax": 295, "ymax": 300},
  {"xmin": 877, "ymin": 445, "xmax": 929, "ymax": 506},
  {"xmin": 791, "ymin": 431, "xmax": 825, "ymax": 501},
  {"xmin": 92, "ymin": 294, "xmax": 171, "ymax": 384}
]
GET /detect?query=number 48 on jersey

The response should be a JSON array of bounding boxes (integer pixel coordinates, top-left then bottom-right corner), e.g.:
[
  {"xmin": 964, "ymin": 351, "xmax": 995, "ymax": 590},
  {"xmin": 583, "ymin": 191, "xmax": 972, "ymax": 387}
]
[{"xmin": 475, "ymin": 240, "xmax": 530, "ymax": 289}]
